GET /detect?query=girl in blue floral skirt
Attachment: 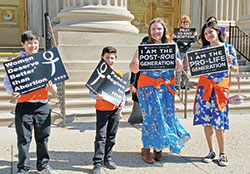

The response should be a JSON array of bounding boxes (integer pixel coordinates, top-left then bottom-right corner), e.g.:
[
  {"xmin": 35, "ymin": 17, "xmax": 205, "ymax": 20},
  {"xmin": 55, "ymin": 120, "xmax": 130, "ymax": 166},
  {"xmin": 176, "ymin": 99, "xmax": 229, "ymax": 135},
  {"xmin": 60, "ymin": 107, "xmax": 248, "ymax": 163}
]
[
  {"xmin": 130, "ymin": 18, "xmax": 191, "ymax": 164},
  {"xmin": 193, "ymin": 22, "xmax": 238, "ymax": 166}
]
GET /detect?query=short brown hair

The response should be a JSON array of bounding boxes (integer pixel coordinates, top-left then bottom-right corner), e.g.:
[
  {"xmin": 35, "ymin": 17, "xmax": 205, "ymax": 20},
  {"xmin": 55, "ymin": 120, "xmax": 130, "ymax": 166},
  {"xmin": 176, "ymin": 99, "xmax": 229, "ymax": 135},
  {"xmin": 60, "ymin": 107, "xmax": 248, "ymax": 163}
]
[
  {"xmin": 101, "ymin": 46, "xmax": 117, "ymax": 57},
  {"xmin": 181, "ymin": 15, "xmax": 191, "ymax": 24}
]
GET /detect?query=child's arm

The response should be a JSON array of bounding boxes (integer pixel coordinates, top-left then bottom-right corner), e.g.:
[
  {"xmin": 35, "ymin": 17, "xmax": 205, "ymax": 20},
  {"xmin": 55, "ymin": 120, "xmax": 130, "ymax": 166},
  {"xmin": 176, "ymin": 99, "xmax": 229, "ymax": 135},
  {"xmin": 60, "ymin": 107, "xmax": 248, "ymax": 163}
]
[
  {"xmin": 3, "ymin": 75, "xmax": 20, "ymax": 99},
  {"xmin": 89, "ymin": 90, "xmax": 104, "ymax": 100},
  {"xmin": 130, "ymin": 50, "xmax": 139, "ymax": 73},
  {"xmin": 3, "ymin": 75, "xmax": 13, "ymax": 96},
  {"xmin": 46, "ymin": 80, "xmax": 57, "ymax": 95}
]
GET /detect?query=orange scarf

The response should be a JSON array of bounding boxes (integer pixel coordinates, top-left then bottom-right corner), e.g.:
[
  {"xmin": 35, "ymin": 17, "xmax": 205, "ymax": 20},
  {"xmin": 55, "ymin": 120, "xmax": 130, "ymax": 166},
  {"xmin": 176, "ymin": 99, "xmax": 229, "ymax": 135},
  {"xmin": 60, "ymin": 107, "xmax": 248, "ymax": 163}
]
[
  {"xmin": 137, "ymin": 73, "xmax": 176, "ymax": 95},
  {"xmin": 193, "ymin": 75, "xmax": 229, "ymax": 112}
]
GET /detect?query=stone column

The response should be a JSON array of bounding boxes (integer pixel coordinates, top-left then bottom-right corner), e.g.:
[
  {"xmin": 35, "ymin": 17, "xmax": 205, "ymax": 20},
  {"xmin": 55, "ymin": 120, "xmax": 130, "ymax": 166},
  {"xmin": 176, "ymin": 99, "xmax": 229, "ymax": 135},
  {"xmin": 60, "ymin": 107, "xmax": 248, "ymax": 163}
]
[
  {"xmin": 54, "ymin": 0, "xmax": 138, "ymax": 33},
  {"xmin": 205, "ymin": 0, "xmax": 241, "ymax": 26},
  {"xmin": 236, "ymin": 0, "xmax": 250, "ymax": 34}
]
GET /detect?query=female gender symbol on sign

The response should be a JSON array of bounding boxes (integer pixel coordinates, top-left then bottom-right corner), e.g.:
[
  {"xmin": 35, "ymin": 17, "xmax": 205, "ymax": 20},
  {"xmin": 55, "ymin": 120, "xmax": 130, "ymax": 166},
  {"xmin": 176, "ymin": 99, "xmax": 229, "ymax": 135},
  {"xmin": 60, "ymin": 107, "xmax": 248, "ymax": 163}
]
[
  {"xmin": 90, "ymin": 62, "xmax": 107, "ymax": 86},
  {"xmin": 42, "ymin": 51, "xmax": 59, "ymax": 77}
]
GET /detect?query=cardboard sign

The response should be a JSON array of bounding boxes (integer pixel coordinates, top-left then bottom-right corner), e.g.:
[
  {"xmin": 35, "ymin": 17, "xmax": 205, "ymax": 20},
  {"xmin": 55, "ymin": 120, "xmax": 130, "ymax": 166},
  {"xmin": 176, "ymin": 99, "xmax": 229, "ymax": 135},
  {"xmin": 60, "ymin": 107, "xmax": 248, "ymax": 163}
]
[
  {"xmin": 4, "ymin": 47, "xmax": 69, "ymax": 95},
  {"xmin": 187, "ymin": 45, "xmax": 229, "ymax": 76},
  {"xmin": 86, "ymin": 59, "xmax": 128, "ymax": 106},
  {"xmin": 138, "ymin": 43, "xmax": 176, "ymax": 70},
  {"xmin": 174, "ymin": 28, "xmax": 196, "ymax": 42}
]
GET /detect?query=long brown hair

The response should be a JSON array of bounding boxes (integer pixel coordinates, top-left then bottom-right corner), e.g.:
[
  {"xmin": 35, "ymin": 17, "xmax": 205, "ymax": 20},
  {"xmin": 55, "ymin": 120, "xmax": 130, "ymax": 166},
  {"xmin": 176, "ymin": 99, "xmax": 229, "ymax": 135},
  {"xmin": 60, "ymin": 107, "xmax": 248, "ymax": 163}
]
[
  {"xmin": 200, "ymin": 22, "xmax": 224, "ymax": 47},
  {"xmin": 147, "ymin": 18, "xmax": 172, "ymax": 44}
]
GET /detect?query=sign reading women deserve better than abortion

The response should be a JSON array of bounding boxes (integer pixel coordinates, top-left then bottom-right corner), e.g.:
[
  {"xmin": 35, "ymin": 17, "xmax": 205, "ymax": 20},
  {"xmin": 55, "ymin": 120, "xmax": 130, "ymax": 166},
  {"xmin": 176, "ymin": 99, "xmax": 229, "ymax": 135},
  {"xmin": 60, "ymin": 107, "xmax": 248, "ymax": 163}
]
[
  {"xmin": 4, "ymin": 47, "xmax": 69, "ymax": 95},
  {"xmin": 187, "ymin": 45, "xmax": 229, "ymax": 76},
  {"xmin": 138, "ymin": 43, "xmax": 176, "ymax": 70}
]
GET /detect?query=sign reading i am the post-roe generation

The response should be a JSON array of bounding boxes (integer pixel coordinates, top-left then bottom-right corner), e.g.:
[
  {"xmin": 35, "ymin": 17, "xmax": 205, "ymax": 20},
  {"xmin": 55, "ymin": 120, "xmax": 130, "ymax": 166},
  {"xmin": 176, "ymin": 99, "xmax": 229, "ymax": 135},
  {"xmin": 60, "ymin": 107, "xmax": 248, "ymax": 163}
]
[
  {"xmin": 4, "ymin": 47, "xmax": 69, "ymax": 95},
  {"xmin": 187, "ymin": 45, "xmax": 229, "ymax": 76},
  {"xmin": 138, "ymin": 43, "xmax": 176, "ymax": 70}
]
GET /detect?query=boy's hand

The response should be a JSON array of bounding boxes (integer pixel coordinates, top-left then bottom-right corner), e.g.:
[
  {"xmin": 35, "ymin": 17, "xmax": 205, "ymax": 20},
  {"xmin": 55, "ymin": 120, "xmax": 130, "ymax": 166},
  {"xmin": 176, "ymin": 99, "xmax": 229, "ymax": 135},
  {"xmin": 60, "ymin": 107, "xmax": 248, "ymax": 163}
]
[
  {"xmin": 12, "ymin": 92, "xmax": 21, "ymax": 99},
  {"xmin": 46, "ymin": 80, "xmax": 57, "ymax": 95},
  {"xmin": 96, "ymin": 95, "xmax": 104, "ymax": 100},
  {"xmin": 119, "ymin": 100, "xmax": 126, "ymax": 109}
]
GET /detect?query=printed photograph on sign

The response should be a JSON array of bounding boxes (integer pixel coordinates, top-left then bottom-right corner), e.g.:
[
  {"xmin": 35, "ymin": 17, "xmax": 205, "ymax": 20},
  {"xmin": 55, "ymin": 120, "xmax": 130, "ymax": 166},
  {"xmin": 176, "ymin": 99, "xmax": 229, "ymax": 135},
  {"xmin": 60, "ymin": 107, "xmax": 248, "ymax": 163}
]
[
  {"xmin": 186, "ymin": 45, "xmax": 229, "ymax": 76},
  {"xmin": 138, "ymin": 43, "xmax": 176, "ymax": 71},
  {"xmin": 86, "ymin": 59, "xmax": 128, "ymax": 106},
  {"xmin": 3, "ymin": 47, "xmax": 69, "ymax": 95}
]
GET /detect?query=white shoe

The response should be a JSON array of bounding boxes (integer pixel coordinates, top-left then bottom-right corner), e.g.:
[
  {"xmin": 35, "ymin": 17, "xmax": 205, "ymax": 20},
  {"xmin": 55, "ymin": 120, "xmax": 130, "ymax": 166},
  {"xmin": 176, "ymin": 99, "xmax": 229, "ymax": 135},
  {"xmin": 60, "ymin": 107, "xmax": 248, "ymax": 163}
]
[
  {"xmin": 202, "ymin": 151, "xmax": 216, "ymax": 163},
  {"xmin": 218, "ymin": 154, "xmax": 229, "ymax": 166}
]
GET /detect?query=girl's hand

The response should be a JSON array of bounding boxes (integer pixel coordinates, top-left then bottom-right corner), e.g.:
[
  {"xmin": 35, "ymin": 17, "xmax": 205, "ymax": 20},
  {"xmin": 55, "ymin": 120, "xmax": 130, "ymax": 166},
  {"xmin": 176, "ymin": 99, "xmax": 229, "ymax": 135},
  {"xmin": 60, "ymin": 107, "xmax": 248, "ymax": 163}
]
[
  {"xmin": 227, "ymin": 54, "xmax": 233, "ymax": 65},
  {"xmin": 12, "ymin": 92, "xmax": 21, "ymax": 99},
  {"xmin": 46, "ymin": 80, "xmax": 57, "ymax": 95}
]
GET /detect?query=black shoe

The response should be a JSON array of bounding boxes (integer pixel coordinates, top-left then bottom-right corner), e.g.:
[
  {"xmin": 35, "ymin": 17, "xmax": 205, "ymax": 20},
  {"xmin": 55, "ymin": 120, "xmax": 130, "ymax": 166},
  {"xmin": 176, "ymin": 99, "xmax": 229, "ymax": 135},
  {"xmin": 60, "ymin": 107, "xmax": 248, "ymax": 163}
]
[
  {"xmin": 181, "ymin": 85, "xmax": 190, "ymax": 90},
  {"xmin": 91, "ymin": 164, "xmax": 101, "ymax": 174},
  {"xmin": 17, "ymin": 169, "xmax": 29, "ymax": 174},
  {"xmin": 104, "ymin": 160, "xmax": 117, "ymax": 170},
  {"xmin": 203, "ymin": 151, "xmax": 216, "ymax": 163}
]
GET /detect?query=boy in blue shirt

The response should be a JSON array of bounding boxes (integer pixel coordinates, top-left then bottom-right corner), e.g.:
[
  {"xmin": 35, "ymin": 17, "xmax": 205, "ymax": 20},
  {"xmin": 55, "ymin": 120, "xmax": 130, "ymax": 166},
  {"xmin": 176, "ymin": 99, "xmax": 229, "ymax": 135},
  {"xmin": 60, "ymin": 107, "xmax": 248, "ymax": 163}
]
[{"xmin": 4, "ymin": 31, "xmax": 57, "ymax": 174}]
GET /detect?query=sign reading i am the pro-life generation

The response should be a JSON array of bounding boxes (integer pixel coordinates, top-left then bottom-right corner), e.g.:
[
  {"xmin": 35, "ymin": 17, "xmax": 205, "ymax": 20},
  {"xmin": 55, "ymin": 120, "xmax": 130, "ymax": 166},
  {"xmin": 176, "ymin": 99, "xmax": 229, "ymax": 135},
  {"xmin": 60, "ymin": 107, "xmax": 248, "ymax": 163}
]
[
  {"xmin": 186, "ymin": 45, "xmax": 229, "ymax": 76},
  {"xmin": 86, "ymin": 59, "xmax": 128, "ymax": 106},
  {"xmin": 174, "ymin": 28, "xmax": 196, "ymax": 42},
  {"xmin": 138, "ymin": 43, "xmax": 176, "ymax": 70},
  {"xmin": 4, "ymin": 47, "xmax": 69, "ymax": 95}
]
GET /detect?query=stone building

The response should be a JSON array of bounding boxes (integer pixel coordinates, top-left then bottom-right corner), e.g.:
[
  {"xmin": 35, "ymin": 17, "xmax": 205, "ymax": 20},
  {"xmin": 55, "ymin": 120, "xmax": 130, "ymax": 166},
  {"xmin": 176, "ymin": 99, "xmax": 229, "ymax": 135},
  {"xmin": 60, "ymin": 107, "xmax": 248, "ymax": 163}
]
[
  {"xmin": 1, "ymin": 0, "xmax": 250, "ymax": 116},
  {"xmin": 1, "ymin": 0, "xmax": 249, "ymax": 46}
]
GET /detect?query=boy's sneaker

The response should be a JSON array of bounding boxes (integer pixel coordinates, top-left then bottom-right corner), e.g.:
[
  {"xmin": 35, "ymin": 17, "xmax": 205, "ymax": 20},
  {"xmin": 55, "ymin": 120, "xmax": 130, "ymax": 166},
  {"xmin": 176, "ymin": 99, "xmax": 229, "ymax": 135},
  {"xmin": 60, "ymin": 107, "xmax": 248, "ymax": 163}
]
[
  {"xmin": 18, "ymin": 171, "xmax": 29, "ymax": 174},
  {"xmin": 218, "ymin": 154, "xmax": 229, "ymax": 166},
  {"xmin": 203, "ymin": 151, "xmax": 216, "ymax": 163},
  {"xmin": 104, "ymin": 160, "xmax": 117, "ymax": 170},
  {"xmin": 91, "ymin": 163, "xmax": 102, "ymax": 174},
  {"xmin": 17, "ymin": 169, "xmax": 29, "ymax": 174},
  {"xmin": 40, "ymin": 165, "xmax": 57, "ymax": 174}
]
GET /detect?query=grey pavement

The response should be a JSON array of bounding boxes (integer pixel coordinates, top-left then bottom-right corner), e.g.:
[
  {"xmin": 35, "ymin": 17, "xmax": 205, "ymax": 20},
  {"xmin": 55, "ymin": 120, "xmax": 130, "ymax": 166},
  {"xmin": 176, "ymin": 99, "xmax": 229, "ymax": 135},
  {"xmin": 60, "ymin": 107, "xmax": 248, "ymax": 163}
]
[{"xmin": 0, "ymin": 112, "xmax": 250, "ymax": 174}]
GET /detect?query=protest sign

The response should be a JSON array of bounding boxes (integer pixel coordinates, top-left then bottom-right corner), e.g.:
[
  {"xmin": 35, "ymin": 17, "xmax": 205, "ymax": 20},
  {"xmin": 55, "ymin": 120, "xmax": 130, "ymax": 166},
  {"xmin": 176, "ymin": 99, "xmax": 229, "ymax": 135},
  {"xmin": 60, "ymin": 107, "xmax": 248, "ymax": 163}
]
[
  {"xmin": 174, "ymin": 28, "xmax": 196, "ymax": 42},
  {"xmin": 4, "ymin": 47, "xmax": 69, "ymax": 95},
  {"xmin": 138, "ymin": 43, "xmax": 176, "ymax": 70},
  {"xmin": 86, "ymin": 59, "xmax": 128, "ymax": 106},
  {"xmin": 187, "ymin": 45, "xmax": 229, "ymax": 76}
]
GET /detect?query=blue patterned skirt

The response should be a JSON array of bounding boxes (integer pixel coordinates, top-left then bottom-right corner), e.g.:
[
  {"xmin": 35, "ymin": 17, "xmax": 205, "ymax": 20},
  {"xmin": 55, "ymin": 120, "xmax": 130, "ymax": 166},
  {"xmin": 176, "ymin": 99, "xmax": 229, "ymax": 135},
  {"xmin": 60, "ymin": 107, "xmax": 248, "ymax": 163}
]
[
  {"xmin": 138, "ymin": 84, "xmax": 191, "ymax": 154},
  {"xmin": 193, "ymin": 87, "xmax": 229, "ymax": 130}
]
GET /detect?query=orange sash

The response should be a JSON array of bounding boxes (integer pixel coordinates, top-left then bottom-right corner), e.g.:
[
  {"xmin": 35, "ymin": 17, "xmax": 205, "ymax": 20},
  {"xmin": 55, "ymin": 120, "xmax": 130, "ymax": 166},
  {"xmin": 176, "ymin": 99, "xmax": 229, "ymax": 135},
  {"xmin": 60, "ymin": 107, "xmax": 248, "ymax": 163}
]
[
  {"xmin": 137, "ymin": 73, "xmax": 176, "ymax": 95},
  {"xmin": 193, "ymin": 75, "xmax": 229, "ymax": 112},
  {"xmin": 17, "ymin": 88, "xmax": 48, "ymax": 103}
]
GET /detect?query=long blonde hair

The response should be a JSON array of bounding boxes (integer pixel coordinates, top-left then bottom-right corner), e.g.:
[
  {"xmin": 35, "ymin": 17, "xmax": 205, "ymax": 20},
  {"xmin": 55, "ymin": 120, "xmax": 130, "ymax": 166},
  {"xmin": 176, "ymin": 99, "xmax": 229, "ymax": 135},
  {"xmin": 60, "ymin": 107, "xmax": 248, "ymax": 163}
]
[{"xmin": 147, "ymin": 18, "xmax": 172, "ymax": 44}]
